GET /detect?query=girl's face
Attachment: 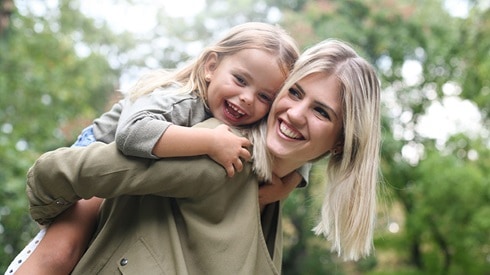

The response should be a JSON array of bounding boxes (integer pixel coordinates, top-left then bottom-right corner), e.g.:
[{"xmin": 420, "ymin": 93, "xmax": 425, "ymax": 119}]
[
  {"xmin": 266, "ymin": 72, "xmax": 344, "ymax": 167},
  {"xmin": 205, "ymin": 49, "xmax": 286, "ymax": 126}
]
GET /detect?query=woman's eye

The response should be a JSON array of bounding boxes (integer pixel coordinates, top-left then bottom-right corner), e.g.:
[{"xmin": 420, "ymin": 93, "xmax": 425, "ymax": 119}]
[
  {"xmin": 315, "ymin": 107, "xmax": 331, "ymax": 120},
  {"xmin": 288, "ymin": 88, "xmax": 301, "ymax": 99}
]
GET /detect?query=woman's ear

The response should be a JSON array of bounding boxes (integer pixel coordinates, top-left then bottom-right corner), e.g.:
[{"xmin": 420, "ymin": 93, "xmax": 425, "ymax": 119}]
[
  {"xmin": 204, "ymin": 52, "xmax": 219, "ymax": 80},
  {"xmin": 332, "ymin": 140, "xmax": 344, "ymax": 156}
]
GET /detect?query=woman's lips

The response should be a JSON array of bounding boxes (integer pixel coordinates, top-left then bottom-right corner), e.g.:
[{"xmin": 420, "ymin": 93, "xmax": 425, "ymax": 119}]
[{"xmin": 278, "ymin": 119, "xmax": 303, "ymax": 140}]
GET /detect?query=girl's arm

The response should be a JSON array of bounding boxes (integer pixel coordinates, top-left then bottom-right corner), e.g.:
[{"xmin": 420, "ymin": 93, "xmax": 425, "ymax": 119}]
[
  {"xmin": 15, "ymin": 198, "xmax": 102, "ymax": 275},
  {"xmin": 115, "ymin": 90, "xmax": 251, "ymax": 177},
  {"xmin": 152, "ymin": 124, "xmax": 251, "ymax": 177}
]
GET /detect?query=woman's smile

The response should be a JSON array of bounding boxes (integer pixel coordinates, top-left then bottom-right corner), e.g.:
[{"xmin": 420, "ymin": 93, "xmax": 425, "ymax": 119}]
[{"xmin": 278, "ymin": 119, "xmax": 304, "ymax": 140}]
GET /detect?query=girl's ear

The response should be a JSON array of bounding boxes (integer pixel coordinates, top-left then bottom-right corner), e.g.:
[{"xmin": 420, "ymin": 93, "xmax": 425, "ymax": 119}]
[{"xmin": 204, "ymin": 52, "xmax": 219, "ymax": 78}]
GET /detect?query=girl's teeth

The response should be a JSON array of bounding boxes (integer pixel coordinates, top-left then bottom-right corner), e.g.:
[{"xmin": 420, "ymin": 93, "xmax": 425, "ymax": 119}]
[
  {"xmin": 279, "ymin": 122, "xmax": 302, "ymax": 139},
  {"xmin": 230, "ymin": 104, "xmax": 244, "ymax": 115},
  {"xmin": 226, "ymin": 102, "xmax": 245, "ymax": 118}
]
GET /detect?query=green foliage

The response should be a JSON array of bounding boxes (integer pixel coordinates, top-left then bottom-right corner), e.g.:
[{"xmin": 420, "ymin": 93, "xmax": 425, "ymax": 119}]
[
  {"xmin": 282, "ymin": 160, "xmax": 346, "ymax": 274},
  {"xmin": 459, "ymin": 7, "xmax": 490, "ymax": 120},
  {"xmin": 407, "ymin": 137, "xmax": 490, "ymax": 273},
  {"xmin": 0, "ymin": 0, "xmax": 125, "ymax": 270}
]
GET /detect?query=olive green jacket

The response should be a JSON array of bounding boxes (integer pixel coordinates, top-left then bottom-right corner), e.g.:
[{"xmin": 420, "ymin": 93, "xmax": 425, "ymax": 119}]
[{"xmin": 26, "ymin": 119, "xmax": 283, "ymax": 274}]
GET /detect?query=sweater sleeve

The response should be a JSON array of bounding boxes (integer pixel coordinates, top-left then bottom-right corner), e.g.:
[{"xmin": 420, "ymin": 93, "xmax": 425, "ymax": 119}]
[
  {"xmin": 92, "ymin": 99, "xmax": 124, "ymax": 144},
  {"xmin": 27, "ymin": 119, "xmax": 251, "ymax": 225},
  {"xmin": 114, "ymin": 88, "xmax": 207, "ymax": 159}
]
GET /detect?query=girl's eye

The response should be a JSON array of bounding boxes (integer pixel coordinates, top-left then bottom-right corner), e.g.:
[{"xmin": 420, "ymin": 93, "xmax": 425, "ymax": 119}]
[
  {"xmin": 258, "ymin": 92, "xmax": 273, "ymax": 104},
  {"xmin": 288, "ymin": 88, "xmax": 301, "ymax": 99},
  {"xmin": 314, "ymin": 107, "xmax": 331, "ymax": 120},
  {"xmin": 234, "ymin": 75, "xmax": 246, "ymax": 86}
]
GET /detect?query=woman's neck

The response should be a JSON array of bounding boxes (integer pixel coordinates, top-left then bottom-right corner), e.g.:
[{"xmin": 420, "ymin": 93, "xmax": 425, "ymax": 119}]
[{"xmin": 271, "ymin": 157, "xmax": 304, "ymax": 178}]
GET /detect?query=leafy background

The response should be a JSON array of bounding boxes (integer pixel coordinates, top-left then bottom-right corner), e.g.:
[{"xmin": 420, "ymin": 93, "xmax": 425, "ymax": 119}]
[{"xmin": 1, "ymin": 0, "xmax": 489, "ymax": 274}]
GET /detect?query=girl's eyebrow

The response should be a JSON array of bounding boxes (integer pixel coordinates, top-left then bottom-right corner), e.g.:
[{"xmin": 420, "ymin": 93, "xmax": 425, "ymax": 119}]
[{"xmin": 294, "ymin": 83, "xmax": 340, "ymax": 120}]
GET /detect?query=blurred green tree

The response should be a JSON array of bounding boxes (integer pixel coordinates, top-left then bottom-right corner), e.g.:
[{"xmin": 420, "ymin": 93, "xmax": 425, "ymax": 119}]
[{"xmin": 0, "ymin": 0, "xmax": 136, "ymax": 269}]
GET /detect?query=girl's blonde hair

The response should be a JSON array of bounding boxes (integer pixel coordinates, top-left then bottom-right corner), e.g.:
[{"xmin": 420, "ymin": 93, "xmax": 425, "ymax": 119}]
[
  {"xmin": 127, "ymin": 22, "xmax": 299, "ymax": 103},
  {"xmin": 250, "ymin": 39, "xmax": 381, "ymax": 261}
]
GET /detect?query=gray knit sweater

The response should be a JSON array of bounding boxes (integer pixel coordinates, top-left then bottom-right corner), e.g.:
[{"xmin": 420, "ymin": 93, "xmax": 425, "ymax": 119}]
[{"xmin": 92, "ymin": 87, "xmax": 210, "ymax": 159}]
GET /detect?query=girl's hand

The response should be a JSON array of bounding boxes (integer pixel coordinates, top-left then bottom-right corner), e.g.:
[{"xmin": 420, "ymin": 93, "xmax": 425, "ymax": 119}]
[
  {"xmin": 209, "ymin": 124, "xmax": 251, "ymax": 177},
  {"xmin": 259, "ymin": 172, "xmax": 302, "ymax": 210}
]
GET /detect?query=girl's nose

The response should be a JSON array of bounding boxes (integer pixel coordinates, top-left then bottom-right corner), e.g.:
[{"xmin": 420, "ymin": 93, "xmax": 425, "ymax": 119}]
[{"xmin": 239, "ymin": 89, "xmax": 254, "ymax": 105}]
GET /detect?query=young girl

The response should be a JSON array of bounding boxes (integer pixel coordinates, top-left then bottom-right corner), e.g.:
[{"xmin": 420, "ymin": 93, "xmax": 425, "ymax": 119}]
[{"xmin": 7, "ymin": 22, "xmax": 301, "ymax": 274}]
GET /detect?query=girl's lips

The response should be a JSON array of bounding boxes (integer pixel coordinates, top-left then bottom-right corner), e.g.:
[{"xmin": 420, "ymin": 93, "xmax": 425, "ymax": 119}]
[
  {"xmin": 224, "ymin": 101, "xmax": 246, "ymax": 119},
  {"xmin": 278, "ymin": 119, "xmax": 303, "ymax": 140}
]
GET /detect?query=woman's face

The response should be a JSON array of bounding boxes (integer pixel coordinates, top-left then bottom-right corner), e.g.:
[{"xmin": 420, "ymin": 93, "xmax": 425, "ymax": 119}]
[{"xmin": 266, "ymin": 72, "xmax": 344, "ymax": 166}]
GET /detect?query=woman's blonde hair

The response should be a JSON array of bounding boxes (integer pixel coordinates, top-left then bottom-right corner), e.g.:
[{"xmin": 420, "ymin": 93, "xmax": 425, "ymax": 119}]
[
  {"xmin": 250, "ymin": 39, "xmax": 381, "ymax": 260},
  {"xmin": 293, "ymin": 39, "xmax": 380, "ymax": 261},
  {"xmin": 127, "ymin": 22, "xmax": 299, "ymax": 103}
]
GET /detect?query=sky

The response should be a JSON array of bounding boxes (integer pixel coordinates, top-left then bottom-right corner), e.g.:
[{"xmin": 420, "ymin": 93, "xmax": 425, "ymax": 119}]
[
  {"xmin": 76, "ymin": 0, "xmax": 474, "ymax": 32},
  {"xmin": 20, "ymin": 0, "xmax": 476, "ymax": 33},
  {"xmin": 80, "ymin": 0, "xmax": 205, "ymax": 33},
  {"xmin": 19, "ymin": 0, "xmax": 205, "ymax": 33}
]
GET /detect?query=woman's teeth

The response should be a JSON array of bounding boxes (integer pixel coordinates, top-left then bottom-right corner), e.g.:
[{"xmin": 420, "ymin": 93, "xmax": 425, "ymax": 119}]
[{"xmin": 279, "ymin": 121, "xmax": 302, "ymax": 139}]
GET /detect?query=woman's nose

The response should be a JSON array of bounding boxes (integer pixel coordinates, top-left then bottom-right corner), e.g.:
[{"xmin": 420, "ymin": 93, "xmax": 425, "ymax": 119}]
[{"xmin": 286, "ymin": 102, "xmax": 307, "ymax": 125}]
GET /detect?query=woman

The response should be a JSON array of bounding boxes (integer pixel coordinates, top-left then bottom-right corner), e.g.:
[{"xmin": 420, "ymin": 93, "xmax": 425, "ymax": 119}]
[{"xmin": 23, "ymin": 39, "xmax": 381, "ymax": 274}]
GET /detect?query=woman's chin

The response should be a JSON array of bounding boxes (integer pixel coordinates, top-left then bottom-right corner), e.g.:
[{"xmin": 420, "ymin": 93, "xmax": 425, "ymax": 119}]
[{"xmin": 266, "ymin": 142, "xmax": 290, "ymax": 160}]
